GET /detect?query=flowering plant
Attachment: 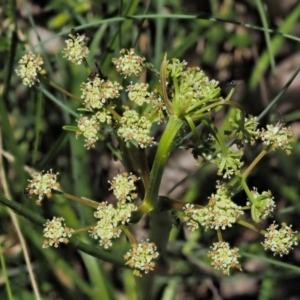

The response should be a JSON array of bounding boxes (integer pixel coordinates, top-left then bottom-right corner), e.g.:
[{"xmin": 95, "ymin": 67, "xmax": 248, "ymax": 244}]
[{"xmin": 1, "ymin": 28, "xmax": 298, "ymax": 295}]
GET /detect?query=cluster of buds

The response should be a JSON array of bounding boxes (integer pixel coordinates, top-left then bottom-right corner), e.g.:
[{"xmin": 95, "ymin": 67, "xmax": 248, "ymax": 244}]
[
  {"xmin": 178, "ymin": 66, "xmax": 220, "ymax": 103},
  {"xmin": 163, "ymin": 59, "xmax": 222, "ymax": 119},
  {"xmin": 166, "ymin": 58, "xmax": 188, "ymax": 77},
  {"xmin": 126, "ymin": 82, "xmax": 151, "ymax": 106}
]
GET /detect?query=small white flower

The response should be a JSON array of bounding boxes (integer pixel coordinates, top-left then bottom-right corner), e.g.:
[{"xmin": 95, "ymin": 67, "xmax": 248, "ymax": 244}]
[
  {"xmin": 124, "ymin": 240, "xmax": 159, "ymax": 277},
  {"xmin": 62, "ymin": 32, "xmax": 89, "ymax": 65},
  {"xmin": 109, "ymin": 172, "xmax": 139, "ymax": 203},
  {"xmin": 26, "ymin": 169, "xmax": 60, "ymax": 205},
  {"xmin": 111, "ymin": 48, "xmax": 145, "ymax": 78},
  {"xmin": 207, "ymin": 241, "xmax": 242, "ymax": 275},
  {"xmin": 262, "ymin": 222, "xmax": 298, "ymax": 256},
  {"xmin": 43, "ymin": 217, "xmax": 73, "ymax": 248},
  {"xmin": 15, "ymin": 52, "xmax": 44, "ymax": 87},
  {"xmin": 117, "ymin": 110, "xmax": 155, "ymax": 148}
]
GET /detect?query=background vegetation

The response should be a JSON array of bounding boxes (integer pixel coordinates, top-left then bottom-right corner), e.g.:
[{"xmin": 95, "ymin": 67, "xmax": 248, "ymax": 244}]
[{"xmin": 1, "ymin": 0, "xmax": 300, "ymax": 299}]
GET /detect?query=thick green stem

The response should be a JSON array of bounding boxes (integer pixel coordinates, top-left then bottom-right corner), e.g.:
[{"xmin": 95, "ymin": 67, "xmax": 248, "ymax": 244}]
[
  {"xmin": 136, "ymin": 118, "xmax": 185, "ymax": 298},
  {"xmin": 142, "ymin": 116, "xmax": 184, "ymax": 210}
]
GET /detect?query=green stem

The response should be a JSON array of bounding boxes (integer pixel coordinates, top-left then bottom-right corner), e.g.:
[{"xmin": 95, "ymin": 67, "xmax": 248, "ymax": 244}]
[
  {"xmin": 158, "ymin": 196, "xmax": 186, "ymax": 211},
  {"xmin": 201, "ymin": 118, "xmax": 228, "ymax": 155},
  {"xmin": 83, "ymin": 58, "xmax": 91, "ymax": 74},
  {"xmin": 240, "ymin": 179, "xmax": 255, "ymax": 204},
  {"xmin": 0, "ymin": 242, "xmax": 14, "ymax": 300},
  {"xmin": 242, "ymin": 148, "xmax": 268, "ymax": 179},
  {"xmin": 62, "ymin": 193, "xmax": 99, "ymax": 208},
  {"xmin": 190, "ymin": 99, "xmax": 244, "ymax": 120},
  {"xmin": 120, "ymin": 225, "xmax": 137, "ymax": 244},
  {"xmin": 217, "ymin": 229, "xmax": 223, "ymax": 241},
  {"xmin": 142, "ymin": 116, "xmax": 184, "ymax": 211},
  {"xmin": 237, "ymin": 219, "xmax": 266, "ymax": 235},
  {"xmin": 39, "ymin": 76, "xmax": 82, "ymax": 102},
  {"xmin": 73, "ymin": 224, "xmax": 95, "ymax": 234},
  {"xmin": 229, "ymin": 147, "xmax": 270, "ymax": 195},
  {"xmin": 185, "ymin": 115, "xmax": 201, "ymax": 145},
  {"xmin": 107, "ymin": 105, "xmax": 121, "ymax": 120}
]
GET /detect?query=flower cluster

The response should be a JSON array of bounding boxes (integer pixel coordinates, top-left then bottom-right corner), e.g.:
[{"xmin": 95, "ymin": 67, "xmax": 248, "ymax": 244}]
[
  {"xmin": 179, "ymin": 67, "xmax": 220, "ymax": 104},
  {"xmin": 208, "ymin": 148, "xmax": 244, "ymax": 178},
  {"xmin": 117, "ymin": 109, "xmax": 155, "ymax": 148},
  {"xmin": 76, "ymin": 109, "xmax": 114, "ymax": 149},
  {"xmin": 126, "ymin": 82, "xmax": 150, "ymax": 106},
  {"xmin": 109, "ymin": 172, "xmax": 139, "ymax": 204},
  {"xmin": 112, "ymin": 48, "xmax": 145, "ymax": 77},
  {"xmin": 183, "ymin": 182, "xmax": 243, "ymax": 231},
  {"xmin": 247, "ymin": 188, "xmax": 276, "ymax": 221},
  {"xmin": 89, "ymin": 172, "xmax": 140, "ymax": 248},
  {"xmin": 207, "ymin": 241, "xmax": 242, "ymax": 275},
  {"xmin": 166, "ymin": 58, "xmax": 188, "ymax": 77},
  {"xmin": 90, "ymin": 202, "xmax": 137, "ymax": 248},
  {"xmin": 43, "ymin": 217, "xmax": 73, "ymax": 248},
  {"xmin": 26, "ymin": 169, "xmax": 60, "ymax": 205},
  {"xmin": 260, "ymin": 123, "xmax": 295, "ymax": 155},
  {"xmin": 76, "ymin": 115, "xmax": 100, "ymax": 149},
  {"xmin": 262, "ymin": 222, "xmax": 298, "ymax": 256},
  {"xmin": 15, "ymin": 52, "xmax": 44, "ymax": 87},
  {"xmin": 62, "ymin": 32, "xmax": 89, "ymax": 65},
  {"xmin": 81, "ymin": 75, "xmax": 122, "ymax": 110},
  {"xmin": 166, "ymin": 65, "xmax": 221, "ymax": 117},
  {"xmin": 124, "ymin": 240, "xmax": 159, "ymax": 277},
  {"xmin": 226, "ymin": 113, "xmax": 260, "ymax": 148},
  {"xmin": 147, "ymin": 89, "xmax": 167, "ymax": 123}
]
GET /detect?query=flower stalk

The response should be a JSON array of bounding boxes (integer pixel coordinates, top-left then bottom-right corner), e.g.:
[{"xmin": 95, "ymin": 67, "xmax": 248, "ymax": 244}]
[{"xmin": 142, "ymin": 115, "xmax": 184, "ymax": 210}]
